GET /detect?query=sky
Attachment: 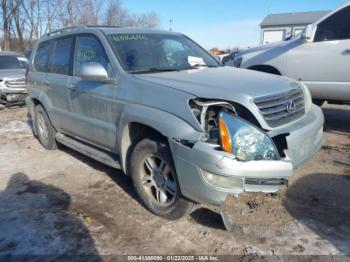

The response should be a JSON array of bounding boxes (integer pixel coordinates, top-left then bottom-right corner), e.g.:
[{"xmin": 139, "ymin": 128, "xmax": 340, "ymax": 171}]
[{"xmin": 122, "ymin": 0, "xmax": 349, "ymax": 49}]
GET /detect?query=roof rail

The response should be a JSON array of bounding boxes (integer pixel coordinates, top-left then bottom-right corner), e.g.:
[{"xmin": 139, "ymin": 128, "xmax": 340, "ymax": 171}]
[
  {"xmin": 46, "ymin": 25, "xmax": 87, "ymax": 37},
  {"xmin": 46, "ymin": 25, "xmax": 122, "ymax": 37},
  {"xmin": 85, "ymin": 25, "xmax": 121, "ymax": 28}
]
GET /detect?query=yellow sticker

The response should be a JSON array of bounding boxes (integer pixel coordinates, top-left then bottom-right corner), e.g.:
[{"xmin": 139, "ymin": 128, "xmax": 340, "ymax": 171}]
[
  {"xmin": 79, "ymin": 49, "xmax": 96, "ymax": 60},
  {"xmin": 110, "ymin": 34, "xmax": 146, "ymax": 42}
]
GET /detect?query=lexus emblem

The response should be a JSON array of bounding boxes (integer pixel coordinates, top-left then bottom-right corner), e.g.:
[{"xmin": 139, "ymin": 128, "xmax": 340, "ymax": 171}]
[{"xmin": 286, "ymin": 101, "xmax": 296, "ymax": 112}]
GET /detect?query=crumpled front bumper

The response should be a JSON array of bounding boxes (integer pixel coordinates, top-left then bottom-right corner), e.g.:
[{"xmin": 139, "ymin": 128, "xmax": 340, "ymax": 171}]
[
  {"xmin": 169, "ymin": 105, "xmax": 324, "ymax": 206},
  {"xmin": 0, "ymin": 83, "xmax": 28, "ymax": 103}
]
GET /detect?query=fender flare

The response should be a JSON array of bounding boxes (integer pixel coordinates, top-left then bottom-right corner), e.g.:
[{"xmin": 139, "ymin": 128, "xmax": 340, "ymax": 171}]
[
  {"xmin": 27, "ymin": 88, "xmax": 55, "ymax": 135},
  {"xmin": 117, "ymin": 104, "xmax": 203, "ymax": 173},
  {"xmin": 247, "ymin": 65, "xmax": 281, "ymax": 75}
]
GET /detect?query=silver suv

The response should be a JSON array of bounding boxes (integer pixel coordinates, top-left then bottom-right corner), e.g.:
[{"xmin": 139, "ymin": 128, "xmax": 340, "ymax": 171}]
[
  {"xmin": 229, "ymin": 3, "xmax": 350, "ymax": 106},
  {"xmin": 26, "ymin": 26, "xmax": 324, "ymax": 219},
  {"xmin": 0, "ymin": 51, "xmax": 28, "ymax": 106}
]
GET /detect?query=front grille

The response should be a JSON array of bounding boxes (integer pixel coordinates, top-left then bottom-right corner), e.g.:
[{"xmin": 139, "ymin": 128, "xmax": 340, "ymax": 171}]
[
  {"xmin": 254, "ymin": 88, "xmax": 305, "ymax": 127},
  {"xmin": 4, "ymin": 77, "xmax": 26, "ymax": 89}
]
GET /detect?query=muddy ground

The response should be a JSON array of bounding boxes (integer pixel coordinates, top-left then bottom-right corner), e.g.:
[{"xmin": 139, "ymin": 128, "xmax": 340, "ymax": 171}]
[{"xmin": 0, "ymin": 104, "xmax": 349, "ymax": 258}]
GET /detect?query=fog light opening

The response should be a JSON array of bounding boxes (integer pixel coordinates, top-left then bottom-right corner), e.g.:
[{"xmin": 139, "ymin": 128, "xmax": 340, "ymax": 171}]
[{"xmin": 201, "ymin": 170, "xmax": 243, "ymax": 190}]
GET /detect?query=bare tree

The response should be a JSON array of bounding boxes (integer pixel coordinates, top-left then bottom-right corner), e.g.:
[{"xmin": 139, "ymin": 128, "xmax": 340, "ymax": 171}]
[
  {"xmin": 104, "ymin": 0, "xmax": 160, "ymax": 28},
  {"xmin": 1, "ymin": 0, "xmax": 23, "ymax": 50},
  {"xmin": 75, "ymin": 0, "xmax": 103, "ymax": 25},
  {"xmin": 22, "ymin": 0, "xmax": 43, "ymax": 45},
  {"xmin": 1, "ymin": 0, "xmax": 161, "ymax": 51},
  {"xmin": 133, "ymin": 12, "xmax": 160, "ymax": 28},
  {"xmin": 105, "ymin": 0, "xmax": 128, "ymax": 26},
  {"xmin": 1, "ymin": 0, "xmax": 11, "ymax": 50}
]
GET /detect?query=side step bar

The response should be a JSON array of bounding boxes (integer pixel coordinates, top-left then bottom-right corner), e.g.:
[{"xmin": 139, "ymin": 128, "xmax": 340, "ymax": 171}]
[{"xmin": 55, "ymin": 132, "xmax": 121, "ymax": 169}]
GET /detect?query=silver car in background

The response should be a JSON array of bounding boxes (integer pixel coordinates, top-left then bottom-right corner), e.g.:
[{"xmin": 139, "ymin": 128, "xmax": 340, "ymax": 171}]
[
  {"xmin": 229, "ymin": 3, "xmax": 350, "ymax": 106},
  {"xmin": 0, "ymin": 51, "xmax": 28, "ymax": 106}
]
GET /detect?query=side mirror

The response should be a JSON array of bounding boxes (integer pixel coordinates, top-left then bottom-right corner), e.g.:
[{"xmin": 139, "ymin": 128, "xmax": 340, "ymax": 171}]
[
  {"xmin": 302, "ymin": 24, "xmax": 315, "ymax": 42},
  {"xmin": 80, "ymin": 62, "xmax": 110, "ymax": 83}
]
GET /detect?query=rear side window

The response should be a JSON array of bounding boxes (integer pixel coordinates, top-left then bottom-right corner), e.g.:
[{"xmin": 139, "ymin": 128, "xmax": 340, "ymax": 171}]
[
  {"xmin": 314, "ymin": 6, "xmax": 350, "ymax": 42},
  {"xmin": 74, "ymin": 35, "xmax": 112, "ymax": 77},
  {"xmin": 50, "ymin": 37, "xmax": 74, "ymax": 75},
  {"xmin": 34, "ymin": 41, "xmax": 51, "ymax": 72}
]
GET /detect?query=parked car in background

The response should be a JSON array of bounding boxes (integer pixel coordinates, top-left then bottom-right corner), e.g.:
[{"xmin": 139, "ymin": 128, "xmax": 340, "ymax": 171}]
[
  {"xmin": 26, "ymin": 26, "xmax": 323, "ymax": 220},
  {"xmin": 0, "ymin": 51, "xmax": 28, "ymax": 107},
  {"xmin": 228, "ymin": 3, "xmax": 350, "ymax": 106}
]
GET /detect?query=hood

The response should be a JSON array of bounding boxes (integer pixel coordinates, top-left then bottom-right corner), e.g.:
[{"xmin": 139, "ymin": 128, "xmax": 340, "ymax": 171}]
[
  {"xmin": 0, "ymin": 69, "xmax": 25, "ymax": 80},
  {"xmin": 237, "ymin": 35, "xmax": 302, "ymax": 57},
  {"xmin": 135, "ymin": 66, "xmax": 298, "ymax": 102}
]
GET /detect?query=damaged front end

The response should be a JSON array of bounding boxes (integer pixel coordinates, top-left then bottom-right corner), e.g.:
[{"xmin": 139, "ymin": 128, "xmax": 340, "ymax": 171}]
[
  {"xmin": 188, "ymin": 98, "xmax": 280, "ymax": 161},
  {"xmin": 0, "ymin": 76, "xmax": 28, "ymax": 107},
  {"xmin": 169, "ymin": 97, "xmax": 323, "ymax": 208}
]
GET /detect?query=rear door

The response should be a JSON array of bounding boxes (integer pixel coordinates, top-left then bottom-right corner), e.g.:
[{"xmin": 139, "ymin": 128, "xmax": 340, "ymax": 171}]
[
  {"xmin": 68, "ymin": 34, "xmax": 120, "ymax": 151},
  {"xmin": 31, "ymin": 40, "xmax": 52, "ymax": 95},
  {"xmin": 45, "ymin": 35, "xmax": 76, "ymax": 133}
]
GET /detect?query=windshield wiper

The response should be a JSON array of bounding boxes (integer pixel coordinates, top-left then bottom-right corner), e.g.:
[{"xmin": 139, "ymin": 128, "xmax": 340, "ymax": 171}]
[
  {"xmin": 184, "ymin": 64, "xmax": 219, "ymax": 70},
  {"xmin": 130, "ymin": 68, "xmax": 180, "ymax": 74}
]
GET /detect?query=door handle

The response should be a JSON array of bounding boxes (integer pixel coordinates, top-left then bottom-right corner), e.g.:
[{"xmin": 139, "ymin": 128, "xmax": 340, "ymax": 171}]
[{"xmin": 343, "ymin": 49, "xmax": 350, "ymax": 55}]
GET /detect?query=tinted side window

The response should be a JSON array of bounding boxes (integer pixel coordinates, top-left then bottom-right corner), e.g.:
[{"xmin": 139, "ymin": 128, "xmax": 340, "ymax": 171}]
[
  {"xmin": 50, "ymin": 37, "xmax": 74, "ymax": 75},
  {"xmin": 34, "ymin": 41, "xmax": 51, "ymax": 72},
  {"xmin": 74, "ymin": 35, "xmax": 112, "ymax": 77},
  {"xmin": 315, "ymin": 6, "xmax": 350, "ymax": 42}
]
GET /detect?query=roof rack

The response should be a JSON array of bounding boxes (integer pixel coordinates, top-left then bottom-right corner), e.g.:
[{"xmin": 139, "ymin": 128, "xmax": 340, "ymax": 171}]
[
  {"xmin": 46, "ymin": 25, "xmax": 121, "ymax": 37},
  {"xmin": 46, "ymin": 25, "xmax": 86, "ymax": 37},
  {"xmin": 85, "ymin": 25, "xmax": 121, "ymax": 28}
]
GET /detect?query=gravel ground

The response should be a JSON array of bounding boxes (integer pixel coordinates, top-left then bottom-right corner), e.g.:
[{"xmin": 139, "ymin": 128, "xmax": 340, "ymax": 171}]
[{"xmin": 0, "ymin": 104, "xmax": 349, "ymax": 259}]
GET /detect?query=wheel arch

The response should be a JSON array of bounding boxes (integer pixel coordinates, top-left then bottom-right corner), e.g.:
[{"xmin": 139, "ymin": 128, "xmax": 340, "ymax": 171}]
[
  {"xmin": 247, "ymin": 64, "xmax": 281, "ymax": 75},
  {"xmin": 26, "ymin": 91, "xmax": 54, "ymax": 136},
  {"xmin": 117, "ymin": 104, "xmax": 203, "ymax": 174}
]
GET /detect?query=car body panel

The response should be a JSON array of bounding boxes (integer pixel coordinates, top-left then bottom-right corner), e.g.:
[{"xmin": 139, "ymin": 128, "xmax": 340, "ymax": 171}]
[
  {"xmin": 232, "ymin": 3, "xmax": 350, "ymax": 102},
  {"xmin": 169, "ymin": 105, "xmax": 323, "ymax": 205},
  {"xmin": 26, "ymin": 26, "xmax": 324, "ymax": 206},
  {"xmin": 0, "ymin": 53, "xmax": 28, "ymax": 104}
]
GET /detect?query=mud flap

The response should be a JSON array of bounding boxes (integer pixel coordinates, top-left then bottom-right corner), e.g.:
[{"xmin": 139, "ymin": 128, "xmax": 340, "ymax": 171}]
[{"xmin": 220, "ymin": 204, "xmax": 243, "ymax": 234}]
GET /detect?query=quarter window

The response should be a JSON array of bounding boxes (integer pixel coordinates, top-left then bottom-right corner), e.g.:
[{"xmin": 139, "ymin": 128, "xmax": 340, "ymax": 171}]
[
  {"xmin": 314, "ymin": 6, "xmax": 350, "ymax": 42},
  {"xmin": 74, "ymin": 36, "xmax": 112, "ymax": 77},
  {"xmin": 50, "ymin": 37, "xmax": 74, "ymax": 75},
  {"xmin": 34, "ymin": 41, "xmax": 51, "ymax": 72}
]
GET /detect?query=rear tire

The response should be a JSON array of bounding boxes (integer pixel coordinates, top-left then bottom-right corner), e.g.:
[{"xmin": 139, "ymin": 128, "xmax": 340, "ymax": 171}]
[
  {"xmin": 34, "ymin": 104, "xmax": 57, "ymax": 150},
  {"xmin": 130, "ymin": 138, "xmax": 195, "ymax": 220}
]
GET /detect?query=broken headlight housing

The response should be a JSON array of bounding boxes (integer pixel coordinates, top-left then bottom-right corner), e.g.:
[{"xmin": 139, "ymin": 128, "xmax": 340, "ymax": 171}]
[
  {"xmin": 189, "ymin": 99, "xmax": 279, "ymax": 161},
  {"xmin": 219, "ymin": 112, "xmax": 278, "ymax": 161}
]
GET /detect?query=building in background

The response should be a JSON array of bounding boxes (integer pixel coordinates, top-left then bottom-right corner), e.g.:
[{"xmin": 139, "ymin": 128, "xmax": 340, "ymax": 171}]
[{"xmin": 260, "ymin": 11, "xmax": 329, "ymax": 45}]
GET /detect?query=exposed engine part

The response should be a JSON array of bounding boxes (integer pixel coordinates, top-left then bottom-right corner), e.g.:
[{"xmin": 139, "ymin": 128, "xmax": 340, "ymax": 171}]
[{"xmin": 189, "ymin": 100, "xmax": 236, "ymax": 144}]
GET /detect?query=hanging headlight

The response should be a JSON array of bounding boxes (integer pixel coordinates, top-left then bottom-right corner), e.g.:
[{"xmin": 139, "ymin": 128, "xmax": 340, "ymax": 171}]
[{"xmin": 219, "ymin": 112, "xmax": 279, "ymax": 161}]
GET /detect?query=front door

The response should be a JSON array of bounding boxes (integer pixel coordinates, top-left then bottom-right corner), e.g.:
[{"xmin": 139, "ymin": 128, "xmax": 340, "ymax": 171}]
[{"xmin": 68, "ymin": 34, "xmax": 121, "ymax": 151}]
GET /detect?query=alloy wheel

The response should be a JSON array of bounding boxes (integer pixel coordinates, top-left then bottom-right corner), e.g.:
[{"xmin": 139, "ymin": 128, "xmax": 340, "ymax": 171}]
[{"xmin": 140, "ymin": 155, "xmax": 178, "ymax": 206}]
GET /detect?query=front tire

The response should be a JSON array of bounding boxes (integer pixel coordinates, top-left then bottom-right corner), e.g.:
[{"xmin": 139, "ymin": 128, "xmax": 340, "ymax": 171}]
[
  {"xmin": 130, "ymin": 138, "xmax": 194, "ymax": 220},
  {"xmin": 34, "ymin": 104, "xmax": 57, "ymax": 150}
]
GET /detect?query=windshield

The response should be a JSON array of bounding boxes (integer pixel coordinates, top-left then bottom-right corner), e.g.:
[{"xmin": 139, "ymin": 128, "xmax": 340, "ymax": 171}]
[
  {"xmin": 0, "ymin": 56, "xmax": 27, "ymax": 70},
  {"xmin": 108, "ymin": 33, "xmax": 220, "ymax": 73}
]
